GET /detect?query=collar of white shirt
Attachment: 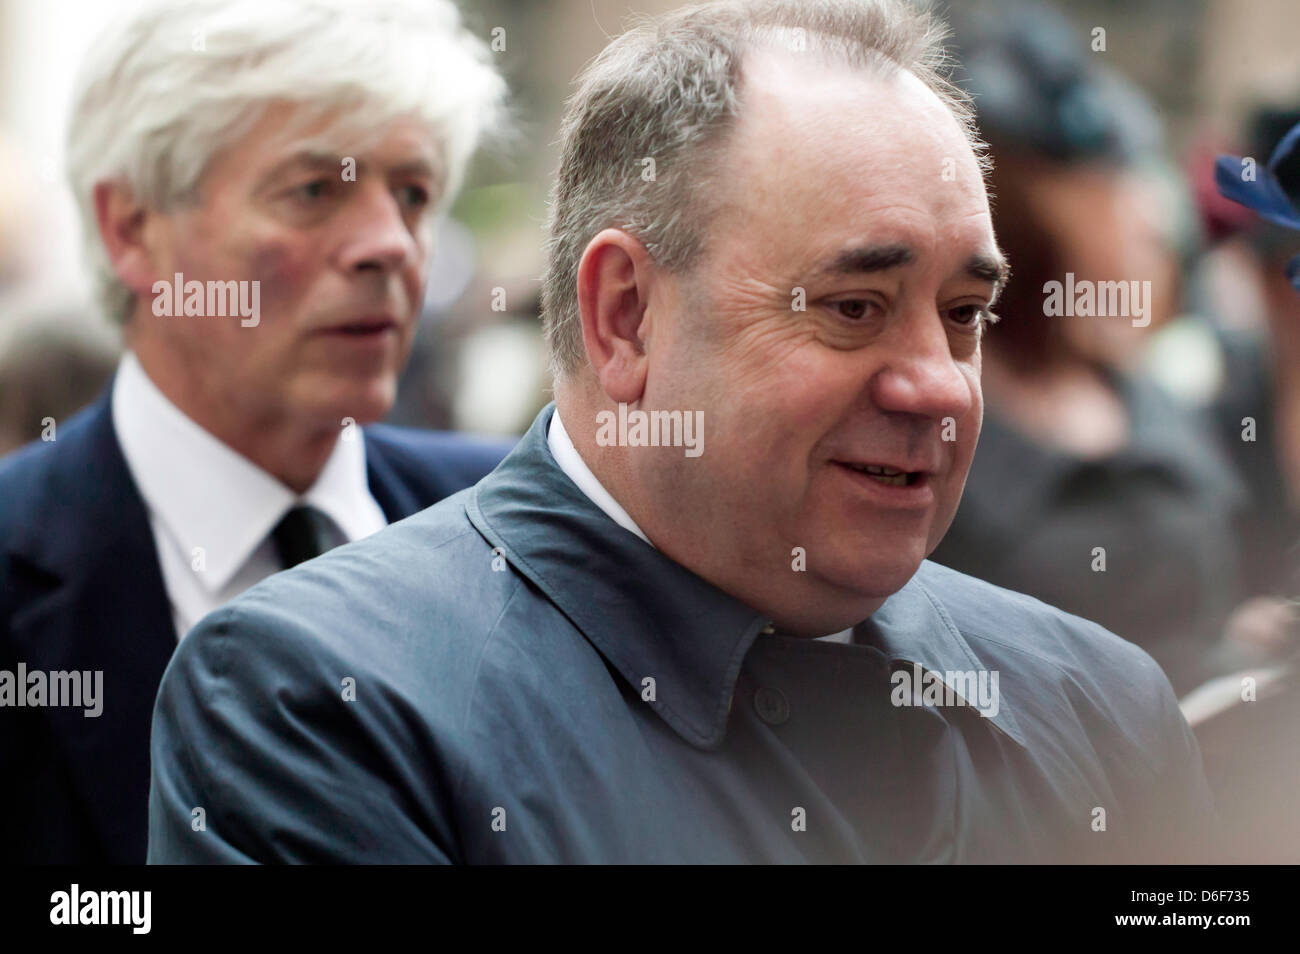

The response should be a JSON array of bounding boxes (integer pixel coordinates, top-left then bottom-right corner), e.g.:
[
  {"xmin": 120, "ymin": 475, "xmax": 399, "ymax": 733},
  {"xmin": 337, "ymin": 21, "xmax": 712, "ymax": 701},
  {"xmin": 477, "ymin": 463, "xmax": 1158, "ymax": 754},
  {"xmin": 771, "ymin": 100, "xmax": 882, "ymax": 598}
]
[
  {"xmin": 111, "ymin": 350, "xmax": 387, "ymax": 595},
  {"xmin": 546, "ymin": 407, "xmax": 852, "ymax": 644},
  {"xmin": 547, "ymin": 407, "xmax": 653, "ymax": 546}
]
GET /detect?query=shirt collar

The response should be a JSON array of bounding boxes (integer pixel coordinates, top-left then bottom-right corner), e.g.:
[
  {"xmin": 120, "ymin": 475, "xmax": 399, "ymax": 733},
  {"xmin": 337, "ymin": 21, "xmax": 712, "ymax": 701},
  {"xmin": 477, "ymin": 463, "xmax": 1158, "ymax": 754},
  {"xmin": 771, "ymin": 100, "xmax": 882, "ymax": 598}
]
[
  {"xmin": 469, "ymin": 403, "xmax": 1028, "ymax": 750},
  {"xmin": 547, "ymin": 408, "xmax": 653, "ymax": 546},
  {"xmin": 111, "ymin": 351, "xmax": 381, "ymax": 592}
]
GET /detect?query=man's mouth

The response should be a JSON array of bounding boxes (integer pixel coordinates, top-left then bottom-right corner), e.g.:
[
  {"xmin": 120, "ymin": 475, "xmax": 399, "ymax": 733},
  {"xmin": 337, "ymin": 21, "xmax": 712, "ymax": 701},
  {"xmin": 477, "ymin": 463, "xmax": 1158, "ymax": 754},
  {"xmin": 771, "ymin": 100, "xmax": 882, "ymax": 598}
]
[
  {"xmin": 331, "ymin": 318, "xmax": 397, "ymax": 335},
  {"xmin": 835, "ymin": 461, "xmax": 925, "ymax": 487}
]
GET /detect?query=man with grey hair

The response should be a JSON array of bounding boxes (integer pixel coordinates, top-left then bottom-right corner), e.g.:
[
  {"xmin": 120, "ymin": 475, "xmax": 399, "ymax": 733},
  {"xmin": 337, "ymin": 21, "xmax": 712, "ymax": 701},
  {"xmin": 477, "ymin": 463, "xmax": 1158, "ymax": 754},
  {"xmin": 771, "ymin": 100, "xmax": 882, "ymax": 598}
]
[
  {"xmin": 150, "ymin": 0, "xmax": 1216, "ymax": 863},
  {"xmin": 0, "ymin": 0, "xmax": 510, "ymax": 863}
]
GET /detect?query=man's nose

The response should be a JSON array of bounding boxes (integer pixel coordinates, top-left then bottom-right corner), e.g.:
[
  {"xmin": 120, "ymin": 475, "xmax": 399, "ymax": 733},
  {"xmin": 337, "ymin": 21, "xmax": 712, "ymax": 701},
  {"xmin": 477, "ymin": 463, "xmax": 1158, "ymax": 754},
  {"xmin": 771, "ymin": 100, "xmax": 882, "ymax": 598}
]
[
  {"xmin": 337, "ymin": 184, "xmax": 420, "ymax": 275},
  {"xmin": 867, "ymin": 312, "xmax": 975, "ymax": 423}
]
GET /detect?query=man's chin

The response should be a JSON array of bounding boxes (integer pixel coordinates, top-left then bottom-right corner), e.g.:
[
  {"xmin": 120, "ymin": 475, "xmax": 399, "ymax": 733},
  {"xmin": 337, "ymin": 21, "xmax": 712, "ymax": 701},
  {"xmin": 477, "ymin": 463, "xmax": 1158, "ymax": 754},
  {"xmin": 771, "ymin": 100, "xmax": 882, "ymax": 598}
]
[
  {"xmin": 768, "ymin": 560, "xmax": 918, "ymax": 634},
  {"xmin": 296, "ymin": 374, "xmax": 396, "ymax": 430},
  {"xmin": 817, "ymin": 546, "xmax": 927, "ymax": 602}
]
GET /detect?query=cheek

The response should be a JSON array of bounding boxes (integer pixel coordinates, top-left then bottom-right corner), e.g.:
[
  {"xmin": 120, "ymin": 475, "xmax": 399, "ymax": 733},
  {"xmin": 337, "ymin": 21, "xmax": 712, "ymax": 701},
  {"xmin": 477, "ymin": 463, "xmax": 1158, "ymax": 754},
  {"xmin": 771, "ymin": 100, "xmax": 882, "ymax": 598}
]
[
  {"xmin": 732, "ymin": 345, "xmax": 843, "ymax": 434},
  {"xmin": 656, "ymin": 302, "xmax": 854, "ymax": 485},
  {"xmin": 714, "ymin": 313, "xmax": 847, "ymax": 420},
  {"xmin": 954, "ymin": 383, "xmax": 983, "ymax": 471},
  {"xmin": 733, "ymin": 358, "xmax": 862, "ymax": 500},
  {"xmin": 247, "ymin": 240, "xmax": 316, "ymax": 315},
  {"xmin": 771, "ymin": 365, "xmax": 853, "ymax": 449},
  {"xmin": 403, "ymin": 258, "xmax": 428, "ymax": 299},
  {"xmin": 408, "ymin": 229, "xmax": 433, "ymax": 284}
]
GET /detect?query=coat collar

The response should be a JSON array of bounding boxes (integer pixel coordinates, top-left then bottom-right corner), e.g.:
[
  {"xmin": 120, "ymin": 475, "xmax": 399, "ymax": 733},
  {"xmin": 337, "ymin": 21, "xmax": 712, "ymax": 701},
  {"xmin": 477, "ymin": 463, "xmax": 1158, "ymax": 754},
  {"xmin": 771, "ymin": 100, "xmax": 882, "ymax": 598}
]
[
  {"xmin": 863, "ymin": 571, "xmax": 1028, "ymax": 747},
  {"xmin": 468, "ymin": 403, "xmax": 1029, "ymax": 751},
  {"xmin": 468, "ymin": 404, "xmax": 767, "ymax": 750}
]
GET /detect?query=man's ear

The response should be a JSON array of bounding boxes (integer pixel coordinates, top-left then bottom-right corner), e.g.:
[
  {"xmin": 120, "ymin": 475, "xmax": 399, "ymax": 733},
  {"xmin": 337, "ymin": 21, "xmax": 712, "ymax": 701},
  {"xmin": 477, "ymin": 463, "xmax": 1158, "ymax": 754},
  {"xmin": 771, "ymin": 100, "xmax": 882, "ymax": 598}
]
[
  {"xmin": 576, "ymin": 228, "xmax": 658, "ymax": 405},
  {"xmin": 93, "ymin": 181, "xmax": 165, "ymax": 300}
]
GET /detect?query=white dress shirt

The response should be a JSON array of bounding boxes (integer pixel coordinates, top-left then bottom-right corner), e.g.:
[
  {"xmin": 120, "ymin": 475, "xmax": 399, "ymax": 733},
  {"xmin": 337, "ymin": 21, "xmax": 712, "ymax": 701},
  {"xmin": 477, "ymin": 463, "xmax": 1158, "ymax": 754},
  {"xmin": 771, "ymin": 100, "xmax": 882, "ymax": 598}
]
[
  {"xmin": 112, "ymin": 351, "xmax": 388, "ymax": 640},
  {"xmin": 547, "ymin": 408, "xmax": 852, "ymax": 644}
]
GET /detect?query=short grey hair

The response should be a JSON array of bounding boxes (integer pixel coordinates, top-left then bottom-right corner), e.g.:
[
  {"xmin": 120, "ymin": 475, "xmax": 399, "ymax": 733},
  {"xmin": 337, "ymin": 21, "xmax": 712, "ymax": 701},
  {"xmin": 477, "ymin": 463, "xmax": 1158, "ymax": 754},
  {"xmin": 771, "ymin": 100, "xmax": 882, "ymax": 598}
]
[
  {"xmin": 541, "ymin": 0, "xmax": 988, "ymax": 379},
  {"xmin": 67, "ymin": 0, "xmax": 507, "ymax": 326}
]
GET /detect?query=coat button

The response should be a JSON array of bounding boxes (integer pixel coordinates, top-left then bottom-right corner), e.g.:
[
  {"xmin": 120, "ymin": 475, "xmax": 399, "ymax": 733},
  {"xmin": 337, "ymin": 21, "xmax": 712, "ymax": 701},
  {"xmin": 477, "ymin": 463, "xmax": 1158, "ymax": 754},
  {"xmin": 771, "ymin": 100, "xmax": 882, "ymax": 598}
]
[{"xmin": 753, "ymin": 686, "xmax": 790, "ymax": 725}]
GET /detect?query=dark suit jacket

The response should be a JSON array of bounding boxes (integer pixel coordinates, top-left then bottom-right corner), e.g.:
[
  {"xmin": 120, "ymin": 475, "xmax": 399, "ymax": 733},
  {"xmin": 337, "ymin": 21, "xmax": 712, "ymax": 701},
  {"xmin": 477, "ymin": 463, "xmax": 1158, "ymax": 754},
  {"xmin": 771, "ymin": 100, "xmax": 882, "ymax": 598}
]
[{"xmin": 0, "ymin": 385, "xmax": 511, "ymax": 863}]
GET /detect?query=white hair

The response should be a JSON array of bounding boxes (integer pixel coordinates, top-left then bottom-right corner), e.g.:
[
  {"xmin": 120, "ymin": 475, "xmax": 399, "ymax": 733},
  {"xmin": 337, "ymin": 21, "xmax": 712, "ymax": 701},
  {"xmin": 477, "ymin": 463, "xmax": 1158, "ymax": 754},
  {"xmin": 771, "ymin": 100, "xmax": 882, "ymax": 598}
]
[{"xmin": 67, "ymin": 0, "xmax": 508, "ymax": 325}]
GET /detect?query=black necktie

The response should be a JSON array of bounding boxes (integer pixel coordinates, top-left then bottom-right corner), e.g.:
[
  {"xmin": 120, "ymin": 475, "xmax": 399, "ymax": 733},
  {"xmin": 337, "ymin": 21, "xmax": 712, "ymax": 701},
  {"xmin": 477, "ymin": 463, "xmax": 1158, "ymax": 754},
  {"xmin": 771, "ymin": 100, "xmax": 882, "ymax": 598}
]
[{"xmin": 271, "ymin": 505, "xmax": 339, "ymax": 569}]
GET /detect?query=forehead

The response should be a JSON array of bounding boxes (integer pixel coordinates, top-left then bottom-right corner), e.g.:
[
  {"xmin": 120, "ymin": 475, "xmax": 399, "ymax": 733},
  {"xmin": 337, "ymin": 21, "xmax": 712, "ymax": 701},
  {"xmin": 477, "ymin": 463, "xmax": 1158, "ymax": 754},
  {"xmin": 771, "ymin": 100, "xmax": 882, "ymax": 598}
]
[
  {"xmin": 205, "ymin": 103, "xmax": 442, "ymax": 185},
  {"xmin": 710, "ymin": 49, "xmax": 994, "ymax": 274}
]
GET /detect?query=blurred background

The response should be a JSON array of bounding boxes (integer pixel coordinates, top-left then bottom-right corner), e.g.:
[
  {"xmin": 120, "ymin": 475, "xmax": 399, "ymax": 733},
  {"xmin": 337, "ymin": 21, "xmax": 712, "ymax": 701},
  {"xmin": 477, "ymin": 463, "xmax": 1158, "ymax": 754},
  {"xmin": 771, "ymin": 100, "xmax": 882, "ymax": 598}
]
[
  {"xmin": 3, "ymin": 0, "xmax": 1300, "ymax": 860},
  {"xmin": 2, "ymin": 0, "xmax": 1298, "ymax": 433},
  {"xmin": 0, "ymin": 0, "xmax": 1295, "ymax": 434}
]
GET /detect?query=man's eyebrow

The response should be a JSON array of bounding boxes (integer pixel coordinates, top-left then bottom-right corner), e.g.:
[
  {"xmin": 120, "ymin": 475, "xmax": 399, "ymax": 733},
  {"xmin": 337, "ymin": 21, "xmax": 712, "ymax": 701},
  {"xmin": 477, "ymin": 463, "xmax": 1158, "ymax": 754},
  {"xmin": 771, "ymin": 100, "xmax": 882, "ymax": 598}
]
[
  {"xmin": 270, "ymin": 151, "xmax": 339, "ymax": 173},
  {"xmin": 818, "ymin": 243, "xmax": 917, "ymax": 277},
  {"xmin": 259, "ymin": 151, "xmax": 440, "ymax": 184},
  {"xmin": 811, "ymin": 243, "xmax": 1010, "ymax": 301},
  {"xmin": 253, "ymin": 151, "xmax": 338, "ymax": 190},
  {"xmin": 964, "ymin": 252, "xmax": 1011, "ymax": 295}
]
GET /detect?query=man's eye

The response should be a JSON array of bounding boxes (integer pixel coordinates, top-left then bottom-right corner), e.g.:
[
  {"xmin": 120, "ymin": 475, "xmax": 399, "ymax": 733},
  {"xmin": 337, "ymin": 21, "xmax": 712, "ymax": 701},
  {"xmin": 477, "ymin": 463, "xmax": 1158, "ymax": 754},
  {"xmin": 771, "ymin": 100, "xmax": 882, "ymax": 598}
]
[
  {"xmin": 292, "ymin": 179, "xmax": 331, "ymax": 201},
  {"xmin": 397, "ymin": 184, "xmax": 431, "ymax": 209},
  {"xmin": 945, "ymin": 304, "xmax": 987, "ymax": 326},
  {"xmin": 832, "ymin": 299, "xmax": 877, "ymax": 321}
]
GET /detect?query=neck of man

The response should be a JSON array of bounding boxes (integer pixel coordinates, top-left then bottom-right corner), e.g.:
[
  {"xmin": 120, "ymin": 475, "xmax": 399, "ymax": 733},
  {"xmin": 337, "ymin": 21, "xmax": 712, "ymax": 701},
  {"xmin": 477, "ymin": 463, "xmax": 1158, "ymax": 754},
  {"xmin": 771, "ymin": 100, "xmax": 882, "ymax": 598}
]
[
  {"xmin": 556, "ymin": 383, "xmax": 648, "ymax": 527},
  {"xmin": 128, "ymin": 331, "xmax": 339, "ymax": 496}
]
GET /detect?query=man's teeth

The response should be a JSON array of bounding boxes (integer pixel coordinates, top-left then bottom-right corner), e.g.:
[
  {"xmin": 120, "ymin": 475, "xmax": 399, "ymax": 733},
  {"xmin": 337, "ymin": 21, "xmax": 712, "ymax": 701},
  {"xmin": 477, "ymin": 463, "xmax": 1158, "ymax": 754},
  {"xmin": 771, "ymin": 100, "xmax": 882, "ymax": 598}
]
[{"xmin": 845, "ymin": 462, "xmax": 911, "ymax": 486}]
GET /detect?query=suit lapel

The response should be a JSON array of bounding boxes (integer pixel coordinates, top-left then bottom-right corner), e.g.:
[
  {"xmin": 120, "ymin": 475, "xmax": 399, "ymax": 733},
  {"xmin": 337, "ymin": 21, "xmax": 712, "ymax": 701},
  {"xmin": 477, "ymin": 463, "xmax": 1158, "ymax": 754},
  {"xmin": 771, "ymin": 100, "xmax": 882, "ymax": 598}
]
[
  {"xmin": 7, "ymin": 391, "xmax": 176, "ymax": 863},
  {"xmin": 363, "ymin": 431, "xmax": 422, "ymax": 522}
]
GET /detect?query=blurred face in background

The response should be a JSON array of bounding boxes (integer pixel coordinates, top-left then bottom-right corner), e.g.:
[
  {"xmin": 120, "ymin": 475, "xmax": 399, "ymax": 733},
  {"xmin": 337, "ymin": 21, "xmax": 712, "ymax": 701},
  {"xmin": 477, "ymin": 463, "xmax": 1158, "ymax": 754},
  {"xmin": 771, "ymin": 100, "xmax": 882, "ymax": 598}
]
[
  {"xmin": 120, "ymin": 102, "xmax": 441, "ymax": 434},
  {"xmin": 1012, "ymin": 161, "xmax": 1180, "ymax": 368},
  {"xmin": 628, "ymin": 54, "xmax": 1002, "ymax": 633}
]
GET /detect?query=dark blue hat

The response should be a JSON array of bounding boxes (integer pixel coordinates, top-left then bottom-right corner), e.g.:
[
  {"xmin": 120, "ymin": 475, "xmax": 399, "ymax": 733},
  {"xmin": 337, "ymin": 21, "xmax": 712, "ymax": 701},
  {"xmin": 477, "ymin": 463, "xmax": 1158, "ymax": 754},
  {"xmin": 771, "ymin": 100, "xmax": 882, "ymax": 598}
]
[{"xmin": 950, "ymin": 3, "xmax": 1161, "ymax": 164}]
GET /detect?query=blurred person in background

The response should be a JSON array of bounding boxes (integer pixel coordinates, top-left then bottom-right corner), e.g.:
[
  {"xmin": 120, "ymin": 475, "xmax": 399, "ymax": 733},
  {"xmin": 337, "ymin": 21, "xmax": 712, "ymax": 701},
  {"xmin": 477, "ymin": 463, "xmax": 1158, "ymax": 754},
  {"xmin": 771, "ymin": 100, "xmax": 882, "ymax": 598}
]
[
  {"xmin": 0, "ymin": 307, "xmax": 118, "ymax": 455},
  {"xmin": 0, "ymin": 0, "xmax": 509, "ymax": 864},
  {"xmin": 1183, "ymin": 102, "xmax": 1300, "ymax": 861},
  {"xmin": 0, "ymin": 136, "xmax": 117, "ymax": 454},
  {"xmin": 1199, "ymin": 104, "xmax": 1300, "ymax": 609},
  {"xmin": 932, "ymin": 5, "xmax": 1291, "ymax": 697}
]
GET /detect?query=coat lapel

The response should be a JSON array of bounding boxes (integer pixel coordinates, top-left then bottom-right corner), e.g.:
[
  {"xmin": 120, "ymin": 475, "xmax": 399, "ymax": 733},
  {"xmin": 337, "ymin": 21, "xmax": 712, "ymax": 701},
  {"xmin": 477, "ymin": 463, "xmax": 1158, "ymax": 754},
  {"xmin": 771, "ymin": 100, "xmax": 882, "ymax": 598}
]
[{"xmin": 363, "ymin": 431, "xmax": 423, "ymax": 522}]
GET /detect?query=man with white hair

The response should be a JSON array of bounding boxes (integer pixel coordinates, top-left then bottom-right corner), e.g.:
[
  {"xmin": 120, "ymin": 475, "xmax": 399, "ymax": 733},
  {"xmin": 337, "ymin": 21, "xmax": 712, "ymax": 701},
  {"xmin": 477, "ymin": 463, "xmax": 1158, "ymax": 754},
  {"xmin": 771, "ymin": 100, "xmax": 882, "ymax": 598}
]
[
  {"xmin": 151, "ymin": 0, "xmax": 1216, "ymax": 863},
  {"xmin": 0, "ymin": 0, "xmax": 508, "ymax": 863}
]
